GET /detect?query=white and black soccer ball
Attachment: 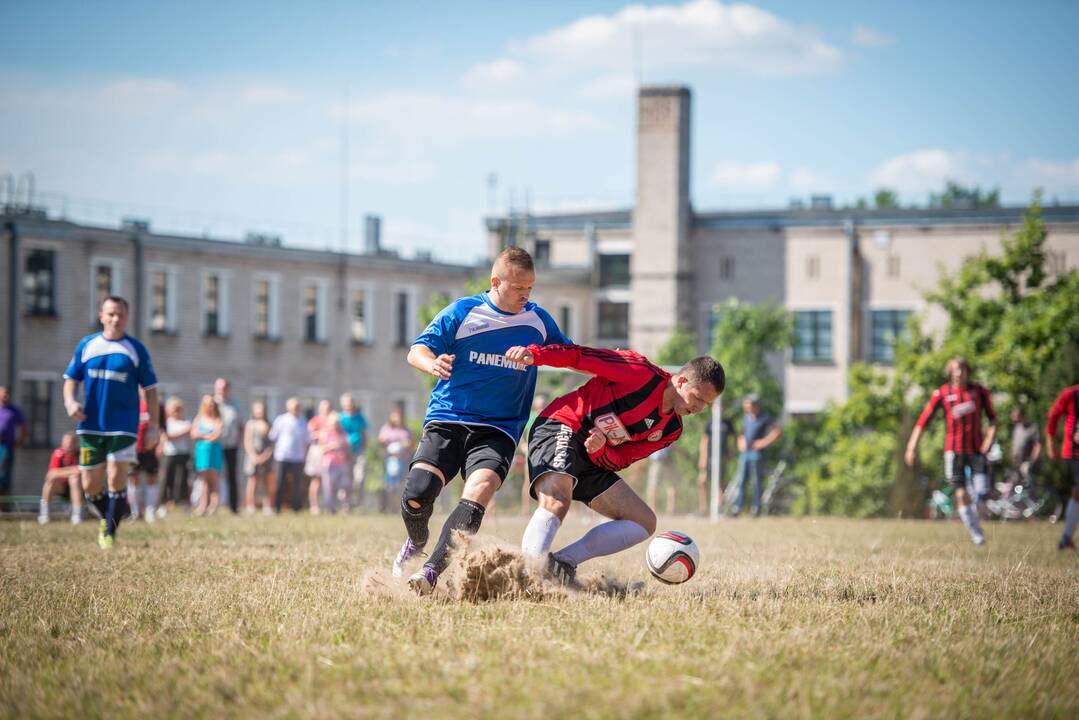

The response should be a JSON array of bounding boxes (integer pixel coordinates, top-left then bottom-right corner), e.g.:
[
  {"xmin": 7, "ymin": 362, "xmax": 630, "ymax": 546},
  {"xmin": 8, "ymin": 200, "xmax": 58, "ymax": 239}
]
[{"xmin": 645, "ymin": 531, "xmax": 700, "ymax": 584}]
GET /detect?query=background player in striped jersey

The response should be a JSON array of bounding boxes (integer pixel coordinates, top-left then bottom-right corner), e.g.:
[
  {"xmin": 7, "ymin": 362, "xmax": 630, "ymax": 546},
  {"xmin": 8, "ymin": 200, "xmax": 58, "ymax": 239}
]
[
  {"xmin": 393, "ymin": 247, "xmax": 570, "ymax": 594},
  {"xmin": 63, "ymin": 296, "xmax": 159, "ymax": 549},
  {"xmin": 1045, "ymin": 383, "xmax": 1079, "ymax": 550},
  {"xmin": 504, "ymin": 343, "xmax": 724, "ymax": 582},
  {"xmin": 905, "ymin": 356, "xmax": 997, "ymax": 545}
]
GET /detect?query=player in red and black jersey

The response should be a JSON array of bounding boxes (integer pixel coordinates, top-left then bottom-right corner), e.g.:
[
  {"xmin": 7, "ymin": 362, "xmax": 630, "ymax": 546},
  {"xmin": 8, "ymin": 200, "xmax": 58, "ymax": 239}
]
[
  {"xmin": 503, "ymin": 343, "xmax": 725, "ymax": 582},
  {"xmin": 1045, "ymin": 384, "xmax": 1079, "ymax": 550},
  {"xmin": 905, "ymin": 356, "xmax": 997, "ymax": 545}
]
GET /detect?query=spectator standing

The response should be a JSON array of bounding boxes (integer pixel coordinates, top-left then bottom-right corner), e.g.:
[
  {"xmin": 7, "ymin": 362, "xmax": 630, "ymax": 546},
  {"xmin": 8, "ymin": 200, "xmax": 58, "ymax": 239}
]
[
  {"xmin": 0, "ymin": 385, "xmax": 28, "ymax": 508},
  {"xmin": 320, "ymin": 412, "xmax": 353, "ymax": 513},
  {"xmin": 269, "ymin": 398, "xmax": 310, "ymax": 513},
  {"xmin": 378, "ymin": 408, "xmax": 413, "ymax": 513},
  {"xmin": 214, "ymin": 378, "xmax": 241, "ymax": 514},
  {"xmin": 243, "ymin": 400, "xmax": 275, "ymax": 515},
  {"xmin": 38, "ymin": 432, "xmax": 83, "ymax": 524},
  {"xmin": 729, "ymin": 394, "xmax": 782, "ymax": 517},
  {"xmin": 697, "ymin": 412, "xmax": 736, "ymax": 516},
  {"xmin": 191, "ymin": 395, "xmax": 224, "ymax": 516},
  {"xmin": 1046, "ymin": 383, "xmax": 1079, "ymax": 550},
  {"xmin": 1009, "ymin": 406, "xmax": 1041, "ymax": 492},
  {"xmin": 339, "ymin": 394, "xmax": 368, "ymax": 511},
  {"xmin": 129, "ymin": 390, "xmax": 164, "ymax": 523},
  {"xmin": 161, "ymin": 396, "xmax": 192, "ymax": 512},
  {"xmin": 305, "ymin": 400, "xmax": 332, "ymax": 514}
]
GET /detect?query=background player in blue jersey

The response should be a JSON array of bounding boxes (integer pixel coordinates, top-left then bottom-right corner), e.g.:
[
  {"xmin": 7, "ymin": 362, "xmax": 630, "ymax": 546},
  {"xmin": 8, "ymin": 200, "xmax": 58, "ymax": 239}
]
[
  {"xmin": 62, "ymin": 296, "xmax": 159, "ymax": 549},
  {"xmin": 393, "ymin": 247, "xmax": 570, "ymax": 594}
]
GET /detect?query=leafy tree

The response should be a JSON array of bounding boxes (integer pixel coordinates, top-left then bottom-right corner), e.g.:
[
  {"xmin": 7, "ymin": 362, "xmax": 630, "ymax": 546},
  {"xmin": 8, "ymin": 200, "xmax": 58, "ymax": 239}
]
[
  {"xmin": 874, "ymin": 188, "xmax": 899, "ymax": 209},
  {"xmin": 929, "ymin": 180, "xmax": 1000, "ymax": 209},
  {"xmin": 708, "ymin": 299, "xmax": 793, "ymax": 416}
]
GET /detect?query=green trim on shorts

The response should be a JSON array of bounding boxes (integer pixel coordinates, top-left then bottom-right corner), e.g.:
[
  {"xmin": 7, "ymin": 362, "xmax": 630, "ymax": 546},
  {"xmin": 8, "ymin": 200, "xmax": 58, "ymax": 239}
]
[{"xmin": 79, "ymin": 435, "xmax": 137, "ymax": 468}]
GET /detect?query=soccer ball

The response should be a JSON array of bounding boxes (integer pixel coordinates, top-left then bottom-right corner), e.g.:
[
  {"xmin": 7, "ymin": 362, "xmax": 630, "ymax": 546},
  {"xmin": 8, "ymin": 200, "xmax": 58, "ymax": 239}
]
[{"xmin": 645, "ymin": 531, "xmax": 700, "ymax": 584}]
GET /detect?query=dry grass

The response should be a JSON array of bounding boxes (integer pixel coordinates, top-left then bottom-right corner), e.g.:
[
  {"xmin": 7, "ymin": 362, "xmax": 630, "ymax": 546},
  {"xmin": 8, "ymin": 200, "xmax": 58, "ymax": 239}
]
[{"xmin": 1, "ymin": 512, "xmax": 1077, "ymax": 719}]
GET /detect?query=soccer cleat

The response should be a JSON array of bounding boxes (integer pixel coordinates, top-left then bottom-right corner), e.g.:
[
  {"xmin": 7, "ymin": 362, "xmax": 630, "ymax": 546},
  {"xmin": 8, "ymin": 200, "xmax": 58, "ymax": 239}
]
[
  {"xmin": 97, "ymin": 520, "xmax": 114, "ymax": 550},
  {"xmin": 407, "ymin": 565, "xmax": 438, "ymax": 595},
  {"xmin": 1058, "ymin": 537, "xmax": 1076, "ymax": 551},
  {"xmin": 392, "ymin": 538, "xmax": 425, "ymax": 578},
  {"xmin": 546, "ymin": 553, "xmax": 578, "ymax": 586}
]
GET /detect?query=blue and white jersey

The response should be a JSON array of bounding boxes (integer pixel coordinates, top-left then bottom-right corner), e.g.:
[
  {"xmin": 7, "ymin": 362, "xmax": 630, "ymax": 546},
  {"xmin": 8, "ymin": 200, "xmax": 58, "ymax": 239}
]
[
  {"xmin": 415, "ymin": 292, "xmax": 570, "ymax": 442},
  {"xmin": 63, "ymin": 333, "xmax": 158, "ymax": 437}
]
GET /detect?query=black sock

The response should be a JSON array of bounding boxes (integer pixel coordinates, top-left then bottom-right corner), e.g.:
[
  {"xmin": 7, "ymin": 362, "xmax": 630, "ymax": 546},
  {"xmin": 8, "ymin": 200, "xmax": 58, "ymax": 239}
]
[
  {"xmin": 88, "ymin": 491, "xmax": 109, "ymax": 519},
  {"xmin": 426, "ymin": 499, "xmax": 485, "ymax": 574},
  {"xmin": 401, "ymin": 499, "xmax": 433, "ymax": 548},
  {"xmin": 106, "ymin": 489, "xmax": 128, "ymax": 537}
]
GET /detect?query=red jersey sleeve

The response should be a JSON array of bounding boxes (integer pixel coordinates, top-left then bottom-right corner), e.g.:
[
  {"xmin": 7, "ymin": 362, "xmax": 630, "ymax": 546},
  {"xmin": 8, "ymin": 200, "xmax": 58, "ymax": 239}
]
[
  {"xmin": 48, "ymin": 448, "xmax": 65, "ymax": 470},
  {"xmin": 980, "ymin": 385, "xmax": 997, "ymax": 423},
  {"xmin": 527, "ymin": 344, "xmax": 659, "ymax": 385},
  {"xmin": 1047, "ymin": 387, "xmax": 1073, "ymax": 437},
  {"xmin": 915, "ymin": 387, "xmax": 944, "ymax": 429},
  {"xmin": 588, "ymin": 419, "xmax": 683, "ymax": 472}
]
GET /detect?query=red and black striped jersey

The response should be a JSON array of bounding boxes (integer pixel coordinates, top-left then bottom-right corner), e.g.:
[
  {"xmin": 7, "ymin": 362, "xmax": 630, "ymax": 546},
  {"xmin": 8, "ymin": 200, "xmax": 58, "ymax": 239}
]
[
  {"xmin": 526, "ymin": 344, "xmax": 682, "ymax": 472},
  {"xmin": 1046, "ymin": 385, "xmax": 1079, "ymax": 459},
  {"xmin": 915, "ymin": 382, "xmax": 997, "ymax": 454}
]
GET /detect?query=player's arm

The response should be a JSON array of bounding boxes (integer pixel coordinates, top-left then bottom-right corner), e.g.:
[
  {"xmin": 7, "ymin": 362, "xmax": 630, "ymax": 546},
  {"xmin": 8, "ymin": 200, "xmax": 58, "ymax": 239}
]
[
  {"xmin": 905, "ymin": 391, "xmax": 941, "ymax": 466},
  {"xmin": 979, "ymin": 386, "xmax": 997, "ymax": 455},
  {"xmin": 62, "ymin": 378, "xmax": 87, "ymax": 422},
  {"xmin": 143, "ymin": 386, "xmax": 160, "ymax": 448},
  {"xmin": 590, "ymin": 429, "xmax": 681, "ymax": 473},
  {"xmin": 505, "ymin": 343, "xmax": 654, "ymax": 384},
  {"xmin": 1045, "ymin": 389, "xmax": 1070, "ymax": 461},
  {"xmin": 407, "ymin": 344, "xmax": 455, "ymax": 381}
]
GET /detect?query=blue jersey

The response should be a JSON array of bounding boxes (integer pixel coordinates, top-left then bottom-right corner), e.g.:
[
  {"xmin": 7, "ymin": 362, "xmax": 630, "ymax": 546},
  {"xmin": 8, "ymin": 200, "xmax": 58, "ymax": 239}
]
[
  {"xmin": 415, "ymin": 292, "xmax": 570, "ymax": 442},
  {"xmin": 63, "ymin": 333, "xmax": 158, "ymax": 437}
]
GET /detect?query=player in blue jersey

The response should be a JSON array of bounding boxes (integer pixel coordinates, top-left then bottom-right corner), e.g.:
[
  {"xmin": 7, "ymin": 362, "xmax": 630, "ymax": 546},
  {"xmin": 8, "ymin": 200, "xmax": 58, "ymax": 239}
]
[
  {"xmin": 62, "ymin": 296, "xmax": 160, "ymax": 549},
  {"xmin": 393, "ymin": 247, "xmax": 570, "ymax": 594}
]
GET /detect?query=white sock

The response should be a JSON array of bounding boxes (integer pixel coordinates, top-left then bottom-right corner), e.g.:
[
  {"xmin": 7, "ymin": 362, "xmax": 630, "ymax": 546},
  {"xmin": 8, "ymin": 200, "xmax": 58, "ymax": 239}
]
[
  {"xmin": 1064, "ymin": 498, "xmax": 1079, "ymax": 542},
  {"xmin": 521, "ymin": 507, "xmax": 562, "ymax": 557},
  {"xmin": 144, "ymin": 484, "xmax": 160, "ymax": 512},
  {"xmin": 555, "ymin": 519, "xmax": 649, "ymax": 568},
  {"xmin": 129, "ymin": 485, "xmax": 142, "ymax": 516},
  {"xmin": 959, "ymin": 504, "xmax": 983, "ymax": 539},
  {"xmin": 39, "ymin": 498, "xmax": 48, "ymax": 517}
]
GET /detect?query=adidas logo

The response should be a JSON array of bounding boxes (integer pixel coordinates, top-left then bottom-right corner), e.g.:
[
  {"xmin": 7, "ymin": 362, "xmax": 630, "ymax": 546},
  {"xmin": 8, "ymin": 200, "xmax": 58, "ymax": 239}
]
[{"xmin": 644, "ymin": 417, "xmax": 655, "ymax": 429}]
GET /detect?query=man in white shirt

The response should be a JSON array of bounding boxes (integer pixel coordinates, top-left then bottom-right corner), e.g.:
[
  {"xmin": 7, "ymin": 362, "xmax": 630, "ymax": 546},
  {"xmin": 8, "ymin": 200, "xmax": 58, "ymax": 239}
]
[
  {"xmin": 214, "ymin": 378, "xmax": 241, "ymax": 514},
  {"xmin": 268, "ymin": 397, "xmax": 309, "ymax": 513}
]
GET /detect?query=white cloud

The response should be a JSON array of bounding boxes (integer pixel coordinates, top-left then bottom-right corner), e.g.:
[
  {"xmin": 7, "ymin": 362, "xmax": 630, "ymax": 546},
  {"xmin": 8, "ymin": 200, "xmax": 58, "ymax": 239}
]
[
  {"xmin": 500, "ymin": 0, "xmax": 843, "ymax": 78},
  {"xmin": 789, "ymin": 167, "xmax": 831, "ymax": 193},
  {"xmin": 1015, "ymin": 157, "xmax": 1079, "ymax": 195},
  {"xmin": 851, "ymin": 24, "xmax": 894, "ymax": 49},
  {"xmin": 869, "ymin": 149, "xmax": 962, "ymax": 195},
  {"xmin": 461, "ymin": 58, "xmax": 525, "ymax": 91},
  {"xmin": 711, "ymin": 160, "xmax": 782, "ymax": 190},
  {"xmin": 576, "ymin": 73, "xmax": 637, "ymax": 100}
]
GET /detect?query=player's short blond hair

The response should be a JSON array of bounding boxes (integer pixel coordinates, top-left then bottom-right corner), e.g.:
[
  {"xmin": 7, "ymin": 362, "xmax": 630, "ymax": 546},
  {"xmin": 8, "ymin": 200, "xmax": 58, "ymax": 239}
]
[{"xmin": 492, "ymin": 246, "xmax": 534, "ymax": 277}]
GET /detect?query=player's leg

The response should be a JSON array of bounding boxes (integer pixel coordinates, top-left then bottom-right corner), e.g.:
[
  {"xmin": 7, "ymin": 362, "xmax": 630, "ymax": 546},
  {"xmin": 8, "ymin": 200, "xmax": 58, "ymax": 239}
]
[
  {"xmin": 1059, "ymin": 460, "xmax": 1079, "ymax": 550},
  {"xmin": 553, "ymin": 478, "xmax": 656, "ymax": 570},
  {"xmin": 39, "ymin": 473, "xmax": 56, "ymax": 524},
  {"xmin": 521, "ymin": 471, "xmax": 575, "ymax": 557},
  {"xmin": 950, "ymin": 454, "xmax": 984, "ymax": 545},
  {"xmin": 143, "ymin": 454, "xmax": 160, "ymax": 522},
  {"xmin": 206, "ymin": 469, "xmax": 220, "ymax": 514},
  {"xmin": 103, "ymin": 457, "xmax": 133, "ymax": 545},
  {"xmin": 395, "ymin": 424, "xmax": 460, "ymax": 577}
]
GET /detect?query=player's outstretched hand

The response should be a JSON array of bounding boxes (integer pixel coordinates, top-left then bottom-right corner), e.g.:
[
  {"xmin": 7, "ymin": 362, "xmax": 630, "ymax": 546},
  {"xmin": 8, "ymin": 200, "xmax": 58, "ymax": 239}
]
[
  {"xmin": 65, "ymin": 400, "xmax": 87, "ymax": 422},
  {"xmin": 504, "ymin": 346, "xmax": 535, "ymax": 365},
  {"xmin": 584, "ymin": 428, "xmax": 607, "ymax": 453},
  {"xmin": 430, "ymin": 354, "xmax": 455, "ymax": 380},
  {"xmin": 903, "ymin": 447, "xmax": 916, "ymax": 467}
]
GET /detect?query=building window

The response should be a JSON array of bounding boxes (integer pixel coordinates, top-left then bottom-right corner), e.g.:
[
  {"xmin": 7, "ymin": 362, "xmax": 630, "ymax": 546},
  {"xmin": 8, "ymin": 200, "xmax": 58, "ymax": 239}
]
[
  {"xmin": 597, "ymin": 301, "xmax": 630, "ymax": 340},
  {"xmin": 21, "ymin": 379, "xmax": 53, "ymax": 448},
  {"xmin": 793, "ymin": 310, "xmax": 832, "ymax": 362},
  {"xmin": 719, "ymin": 256, "xmax": 735, "ymax": 280},
  {"xmin": 148, "ymin": 266, "xmax": 178, "ymax": 333},
  {"xmin": 598, "ymin": 254, "xmax": 631, "ymax": 288},
  {"xmin": 23, "ymin": 249, "xmax": 56, "ymax": 316},
  {"xmin": 253, "ymin": 275, "xmax": 280, "ymax": 339},
  {"xmin": 887, "ymin": 255, "xmax": 901, "ymax": 279},
  {"xmin": 559, "ymin": 304, "xmax": 573, "ymax": 339},
  {"xmin": 350, "ymin": 286, "xmax": 370, "ymax": 345},
  {"xmin": 534, "ymin": 238, "xmax": 551, "ymax": 268},
  {"xmin": 395, "ymin": 291, "xmax": 412, "ymax": 348},
  {"xmin": 90, "ymin": 258, "xmax": 122, "ymax": 322},
  {"xmin": 202, "ymin": 273, "xmax": 227, "ymax": 338},
  {"xmin": 806, "ymin": 256, "xmax": 820, "ymax": 279},
  {"xmin": 870, "ymin": 309, "xmax": 911, "ymax": 363}
]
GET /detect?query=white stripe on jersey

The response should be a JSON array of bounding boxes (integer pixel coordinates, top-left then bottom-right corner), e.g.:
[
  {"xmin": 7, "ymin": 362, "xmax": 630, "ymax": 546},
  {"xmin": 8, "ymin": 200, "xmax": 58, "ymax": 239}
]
[
  {"xmin": 453, "ymin": 304, "xmax": 548, "ymax": 343},
  {"xmin": 80, "ymin": 335, "xmax": 141, "ymax": 367}
]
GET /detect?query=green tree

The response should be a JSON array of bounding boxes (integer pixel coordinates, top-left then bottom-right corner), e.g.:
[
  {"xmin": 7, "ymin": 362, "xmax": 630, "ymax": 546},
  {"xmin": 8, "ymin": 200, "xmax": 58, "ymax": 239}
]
[
  {"xmin": 873, "ymin": 188, "xmax": 899, "ymax": 209},
  {"xmin": 929, "ymin": 180, "xmax": 1000, "ymax": 209},
  {"xmin": 708, "ymin": 299, "xmax": 793, "ymax": 416}
]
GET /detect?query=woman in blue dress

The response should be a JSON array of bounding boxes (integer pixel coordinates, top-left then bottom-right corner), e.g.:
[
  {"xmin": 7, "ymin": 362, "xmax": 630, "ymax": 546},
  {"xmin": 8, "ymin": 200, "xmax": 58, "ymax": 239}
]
[{"xmin": 190, "ymin": 395, "xmax": 224, "ymax": 516}]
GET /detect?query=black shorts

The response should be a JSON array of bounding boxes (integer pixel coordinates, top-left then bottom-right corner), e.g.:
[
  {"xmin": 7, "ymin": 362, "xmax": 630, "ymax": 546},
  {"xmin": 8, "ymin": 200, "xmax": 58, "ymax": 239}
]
[
  {"xmin": 527, "ymin": 417, "xmax": 622, "ymax": 505},
  {"xmin": 411, "ymin": 422, "xmax": 517, "ymax": 485},
  {"xmin": 1070, "ymin": 459, "xmax": 1079, "ymax": 488},
  {"xmin": 943, "ymin": 452, "xmax": 986, "ymax": 488},
  {"xmin": 131, "ymin": 451, "xmax": 159, "ymax": 476}
]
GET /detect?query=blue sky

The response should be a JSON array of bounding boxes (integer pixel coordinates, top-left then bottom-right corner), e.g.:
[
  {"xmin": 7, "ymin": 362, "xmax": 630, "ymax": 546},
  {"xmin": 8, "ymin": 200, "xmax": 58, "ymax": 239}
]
[{"xmin": 2, "ymin": 0, "xmax": 1078, "ymax": 263}]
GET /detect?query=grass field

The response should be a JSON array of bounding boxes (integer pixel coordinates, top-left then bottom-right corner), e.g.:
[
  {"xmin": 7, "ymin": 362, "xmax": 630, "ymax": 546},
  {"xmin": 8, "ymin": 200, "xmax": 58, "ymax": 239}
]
[{"xmin": 2, "ymin": 511, "xmax": 1077, "ymax": 719}]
